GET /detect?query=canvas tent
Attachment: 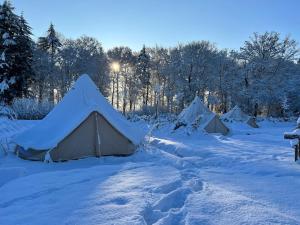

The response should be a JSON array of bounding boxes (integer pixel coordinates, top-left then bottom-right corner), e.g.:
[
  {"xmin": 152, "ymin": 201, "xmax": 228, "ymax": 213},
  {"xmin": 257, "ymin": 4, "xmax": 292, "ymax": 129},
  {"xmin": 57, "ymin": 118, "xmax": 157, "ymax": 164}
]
[
  {"xmin": 221, "ymin": 106, "xmax": 259, "ymax": 128},
  {"xmin": 174, "ymin": 96, "xmax": 229, "ymax": 135},
  {"xmin": 14, "ymin": 74, "xmax": 145, "ymax": 162}
]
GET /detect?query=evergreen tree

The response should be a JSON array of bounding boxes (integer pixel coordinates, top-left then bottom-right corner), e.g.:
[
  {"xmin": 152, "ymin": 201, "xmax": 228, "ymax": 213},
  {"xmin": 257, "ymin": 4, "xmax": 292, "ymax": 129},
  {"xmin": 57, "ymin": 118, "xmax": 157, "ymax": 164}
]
[
  {"xmin": 16, "ymin": 14, "xmax": 34, "ymax": 97},
  {"xmin": 136, "ymin": 45, "xmax": 151, "ymax": 106},
  {"xmin": 38, "ymin": 23, "xmax": 62, "ymax": 62},
  {"xmin": 0, "ymin": 1, "xmax": 34, "ymax": 103},
  {"xmin": 37, "ymin": 23, "xmax": 62, "ymax": 102}
]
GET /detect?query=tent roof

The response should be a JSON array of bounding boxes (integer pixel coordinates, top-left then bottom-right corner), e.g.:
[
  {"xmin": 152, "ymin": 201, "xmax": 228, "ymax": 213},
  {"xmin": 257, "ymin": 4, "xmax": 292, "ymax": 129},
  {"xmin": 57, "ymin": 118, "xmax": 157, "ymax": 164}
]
[
  {"xmin": 221, "ymin": 105, "xmax": 249, "ymax": 122},
  {"xmin": 175, "ymin": 96, "xmax": 229, "ymax": 133},
  {"xmin": 15, "ymin": 74, "xmax": 145, "ymax": 150},
  {"xmin": 177, "ymin": 96, "xmax": 212, "ymax": 125}
]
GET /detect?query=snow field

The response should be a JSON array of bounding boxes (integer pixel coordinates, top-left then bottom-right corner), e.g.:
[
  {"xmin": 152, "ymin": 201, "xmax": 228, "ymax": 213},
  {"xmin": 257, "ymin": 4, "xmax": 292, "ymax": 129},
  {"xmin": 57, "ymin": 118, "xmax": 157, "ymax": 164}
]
[{"xmin": 0, "ymin": 119, "xmax": 299, "ymax": 224}]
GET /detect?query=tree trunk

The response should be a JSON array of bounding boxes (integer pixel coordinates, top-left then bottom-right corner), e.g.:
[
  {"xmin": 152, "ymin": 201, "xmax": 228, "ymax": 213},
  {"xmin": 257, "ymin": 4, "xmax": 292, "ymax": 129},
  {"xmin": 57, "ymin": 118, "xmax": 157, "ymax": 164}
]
[
  {"xmin": 223, "ymin": 93, "xmax": 228, "ymax": 113},
  {"xmin": 254, "ymin": 103, "xmax": 258, "ymax": 117},
  {"xmin": 111, "ymin": 76, "xmax": 115, "ymax": 107},
  {"xmin": 155, "ymin": 89, "xmax": 160, "ymax": 118},
  {"xmin": 122, "ymin": 77, "xmax": 127, "ymax": 115},
  {"xmin": 116, "ymin": 73, "xmax": 119, "ymax": 109},
  {"xmin": 161, "ymin": 81, "xmax": 165, "ymax": 107},
  {"xmin": 129, "ymin": 99, "xmax": 133, "ymax": 111},
  {"xmin": 145, "ymin": 84, "xmax": 149, "ymax": 106},
  {"xmin": 49, "ymin": 46, "xmax": 55, "ymax": 104},
  {"xmin": 188, "ymin": 64, "xmax": 193, "ymax": 94},
  {"xmin": 38, "ymin": 82, "xmax": 44, "ymax": 103}
]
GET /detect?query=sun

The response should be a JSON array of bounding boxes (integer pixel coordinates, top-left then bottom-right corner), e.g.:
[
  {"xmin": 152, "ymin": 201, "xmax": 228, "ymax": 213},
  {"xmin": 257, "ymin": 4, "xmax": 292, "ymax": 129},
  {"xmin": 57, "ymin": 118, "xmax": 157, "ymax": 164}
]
[{"xmin": 110, "ymin": 62, "xmax": 120, "ymax": 72}]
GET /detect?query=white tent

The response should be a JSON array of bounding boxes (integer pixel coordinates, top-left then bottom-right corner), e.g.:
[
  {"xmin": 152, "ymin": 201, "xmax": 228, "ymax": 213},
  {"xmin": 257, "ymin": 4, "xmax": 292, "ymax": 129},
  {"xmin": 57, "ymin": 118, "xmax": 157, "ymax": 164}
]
[
  {"xmin": 174, "ymin": 96, "xmax": 229, "ymax": 135},
  {"xmin": 14, "ymin": 74, "xmax": 145, "ymax": 161},
  {"xmin": 221, "ymin": 106, "xmax": 259, "ymax": 128}
]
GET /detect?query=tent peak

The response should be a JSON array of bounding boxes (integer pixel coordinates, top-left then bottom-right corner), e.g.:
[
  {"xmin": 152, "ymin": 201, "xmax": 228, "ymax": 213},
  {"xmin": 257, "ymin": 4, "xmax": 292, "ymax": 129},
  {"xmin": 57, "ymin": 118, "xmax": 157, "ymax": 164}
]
[{"xmin": 73, "ymin": 74, "xmax": 97, "ymax": 90}]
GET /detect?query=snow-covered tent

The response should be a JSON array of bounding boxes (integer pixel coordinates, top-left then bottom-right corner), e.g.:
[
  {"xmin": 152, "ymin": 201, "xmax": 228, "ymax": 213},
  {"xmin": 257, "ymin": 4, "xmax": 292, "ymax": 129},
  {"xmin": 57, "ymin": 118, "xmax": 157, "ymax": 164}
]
[
  {"xmin": 174, "ymin": 96, "xmax": 229, "ymax": 135},
  {"xmin": 221, "ymin": 106, "xmax": 259, "ymax": 128},
  {"xmin": 14, "ymin": 74, "xmax": 145, "ymax": 162}
]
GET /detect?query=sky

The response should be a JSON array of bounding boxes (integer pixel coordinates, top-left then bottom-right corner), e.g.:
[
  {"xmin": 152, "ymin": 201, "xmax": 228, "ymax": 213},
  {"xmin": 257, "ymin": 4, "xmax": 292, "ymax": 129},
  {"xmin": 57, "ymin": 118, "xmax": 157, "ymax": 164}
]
[{"xmin": 5, "ymin": 0, "xmax": 300, "ymax": 51}]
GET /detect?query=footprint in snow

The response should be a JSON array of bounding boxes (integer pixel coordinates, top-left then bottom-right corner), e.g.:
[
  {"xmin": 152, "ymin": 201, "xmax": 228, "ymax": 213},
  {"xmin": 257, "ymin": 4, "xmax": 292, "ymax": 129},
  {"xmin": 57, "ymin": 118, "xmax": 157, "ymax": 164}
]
[
  {"xmin": 153, "ymin": 187, "xmax": 191, "ymax": 212},
  {"xmin": 111, "ymin": 196, "xmax": 129, "ymax": 205},
  {"xmin": 152, "ymin": 179, "xmax": 182, "ymax": 194}
]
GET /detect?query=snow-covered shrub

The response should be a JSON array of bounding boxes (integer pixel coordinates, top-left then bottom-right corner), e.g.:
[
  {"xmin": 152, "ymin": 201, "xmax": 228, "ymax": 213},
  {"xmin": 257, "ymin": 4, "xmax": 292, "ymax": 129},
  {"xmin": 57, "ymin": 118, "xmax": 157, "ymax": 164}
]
[
  {"xmin": 11, "ymin": 98, "xmax": 54, "ymax": 120},
  {"xmin": 127, "ymin": 113, "xmax": 145, "ymax": 122},
  {"xmin": 0, "ymin": 138, "xmax": 9, "ymax": 156},
  {"xmin": 127, "ymin": 113, "xmax": 152, "ymax": 123},
  {"xmin": 139, "ymin": 105, "xmax": 157, "ymax": 116},
  {"xmin": 0, "ymin": 104, "xmax": 16, "ymax": 120}
]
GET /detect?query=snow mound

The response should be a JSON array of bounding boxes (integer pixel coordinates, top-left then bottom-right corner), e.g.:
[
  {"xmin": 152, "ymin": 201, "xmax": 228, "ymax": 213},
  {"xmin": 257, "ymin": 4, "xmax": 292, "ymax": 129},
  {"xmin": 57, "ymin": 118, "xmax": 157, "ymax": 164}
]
[{"xmin": 14, "ymin": 74, "xmax": 145, "ymax": 150}]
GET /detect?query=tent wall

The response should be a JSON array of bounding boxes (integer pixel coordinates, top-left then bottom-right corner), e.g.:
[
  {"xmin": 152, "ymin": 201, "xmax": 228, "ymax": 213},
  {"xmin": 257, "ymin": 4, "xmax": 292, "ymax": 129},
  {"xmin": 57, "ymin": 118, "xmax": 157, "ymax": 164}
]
[
  {"xmin": 97, "ymin": 113, "xmax": 135, "ymax": 156},
  {"xmin": 49, "ymin": 112, "xmax": 135, "ymax": 161},
  {"xmin": 50, "ymin": 112, "xmax": 98, "ymax": 161},
  {"xmin": 204, "ymin": 115, "xmax": 229, "ymax": 135},
  {"xmin": 18, "ymin": 111, "xmax": 136, "ymax": 162}
]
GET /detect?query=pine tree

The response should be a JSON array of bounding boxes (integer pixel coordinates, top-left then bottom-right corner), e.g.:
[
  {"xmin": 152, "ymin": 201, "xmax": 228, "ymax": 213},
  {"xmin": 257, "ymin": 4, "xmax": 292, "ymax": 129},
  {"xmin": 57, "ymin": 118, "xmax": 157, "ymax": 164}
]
[
  {"xmin": 136, "ymin": 45, "xmax": 151, "ymax": 106},
  {"xmin": 37, "ymin": 23, "xmax": 62, "ymax": 62},
  {"xmin": 0, "ymin": 1, "xmax": 34, "ymax": 103},
  {"xmin": 15, "ymin": 14, "xmax": 34, "ymax": 97},
  {"xmin": 37, "ymin": 23, "xmax": 62, "ymax": 102}
]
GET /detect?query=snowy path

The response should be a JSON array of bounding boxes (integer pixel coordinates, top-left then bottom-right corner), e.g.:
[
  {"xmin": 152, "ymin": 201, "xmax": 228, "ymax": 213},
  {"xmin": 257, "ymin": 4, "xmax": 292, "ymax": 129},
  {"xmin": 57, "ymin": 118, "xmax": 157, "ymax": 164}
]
[
  {"xmin": 150, "ymin": 121, "xmax": 300, "ymax": 224},
  {"xmin": 0, "ymin": 119, "xmax": 300, "ymax": 224}
]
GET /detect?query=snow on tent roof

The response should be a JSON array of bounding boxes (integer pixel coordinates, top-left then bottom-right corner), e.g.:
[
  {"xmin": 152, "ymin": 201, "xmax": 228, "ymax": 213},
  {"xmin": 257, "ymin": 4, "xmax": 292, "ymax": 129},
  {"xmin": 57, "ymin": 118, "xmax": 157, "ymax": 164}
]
[
  {"xmin": 221, "ymin": 105, "xmax": 249, "ymax": 122},
  {"xmin": 177, "ymin": 96, "xmax": 211, "ymax": 125},
  {"xmin": 14, "ymin": 74, "xmax": 145, "ymax": 150}
]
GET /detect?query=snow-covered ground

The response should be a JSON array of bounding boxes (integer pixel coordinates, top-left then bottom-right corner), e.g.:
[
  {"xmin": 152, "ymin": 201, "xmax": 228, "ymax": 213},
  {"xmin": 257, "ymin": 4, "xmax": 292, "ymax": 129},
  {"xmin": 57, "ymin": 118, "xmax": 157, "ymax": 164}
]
[{"xmin": 0, "ymin": 118, "xmax": 300, "ymax": 225}]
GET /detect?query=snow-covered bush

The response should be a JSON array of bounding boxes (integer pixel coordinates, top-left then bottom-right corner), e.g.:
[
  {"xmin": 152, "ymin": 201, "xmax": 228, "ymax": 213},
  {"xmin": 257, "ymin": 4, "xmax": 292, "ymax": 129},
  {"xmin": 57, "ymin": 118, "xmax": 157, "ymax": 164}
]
[
  {"xmin": 11, "ymin": 98, "xmax": 54, "ymax": 120},
  {"xmin": 0, "ymin": 138, "xmax": 9, "ymax": 156},
  {"xmin": 0, "ymin": 104, "xmax": 16, "ymax": 120},
  {"xmin": 127, "ymin": 112, "xmax": 176, "ymax": 124}
]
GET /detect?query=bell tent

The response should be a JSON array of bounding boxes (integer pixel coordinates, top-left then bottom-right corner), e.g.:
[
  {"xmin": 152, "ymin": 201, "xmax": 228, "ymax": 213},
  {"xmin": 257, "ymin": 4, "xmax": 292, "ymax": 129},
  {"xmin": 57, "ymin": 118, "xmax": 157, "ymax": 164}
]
[
  {"xmin": 14, "ymin": 74, "xmax": 145, "ymax": 162},
  {"xmin": 174, "ymin": 96, "xmax": 229, "ymax": 135},
  {"xmin": 221, "ymin": 105, "xmax": 259, "ymax": 128}
]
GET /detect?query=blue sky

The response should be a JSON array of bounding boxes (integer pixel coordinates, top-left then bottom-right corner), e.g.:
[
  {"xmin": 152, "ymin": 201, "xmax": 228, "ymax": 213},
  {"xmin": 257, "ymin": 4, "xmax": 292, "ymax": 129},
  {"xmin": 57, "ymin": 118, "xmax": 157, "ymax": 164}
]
[{"xmin": 6, "ymin": 0, "xmax": 300, "ymax": 51}]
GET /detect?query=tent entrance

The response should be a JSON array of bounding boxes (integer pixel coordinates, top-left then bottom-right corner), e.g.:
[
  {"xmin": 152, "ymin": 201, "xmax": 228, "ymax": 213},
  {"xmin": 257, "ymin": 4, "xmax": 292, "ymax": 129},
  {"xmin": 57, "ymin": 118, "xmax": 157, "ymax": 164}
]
[{"xmin": 95, "ymin": 112, "xmax": 102, "ymax": 157}]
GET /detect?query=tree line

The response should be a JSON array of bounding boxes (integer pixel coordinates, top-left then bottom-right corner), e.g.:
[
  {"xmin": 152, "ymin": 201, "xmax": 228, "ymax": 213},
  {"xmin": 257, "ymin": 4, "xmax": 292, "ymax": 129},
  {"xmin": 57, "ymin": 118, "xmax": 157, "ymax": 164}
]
[{"xmin": 0, "ymin": 1, "xmax": 299, "ymax": 117}]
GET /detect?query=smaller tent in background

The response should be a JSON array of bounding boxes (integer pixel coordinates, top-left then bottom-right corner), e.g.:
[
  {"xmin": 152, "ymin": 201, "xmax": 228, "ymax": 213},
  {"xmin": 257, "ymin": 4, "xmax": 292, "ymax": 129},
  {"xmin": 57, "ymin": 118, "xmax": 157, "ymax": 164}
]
[
  {"xmin": 174, "ymin": 96, "xmax": 229, "ymax": 135},
  {"xmin": 221, "ymin": 105, "xmax": 259, "ymax": 128},
  {"xmin": 14, "ymin": 74, "xmax": 145, "ymax": 162}
]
